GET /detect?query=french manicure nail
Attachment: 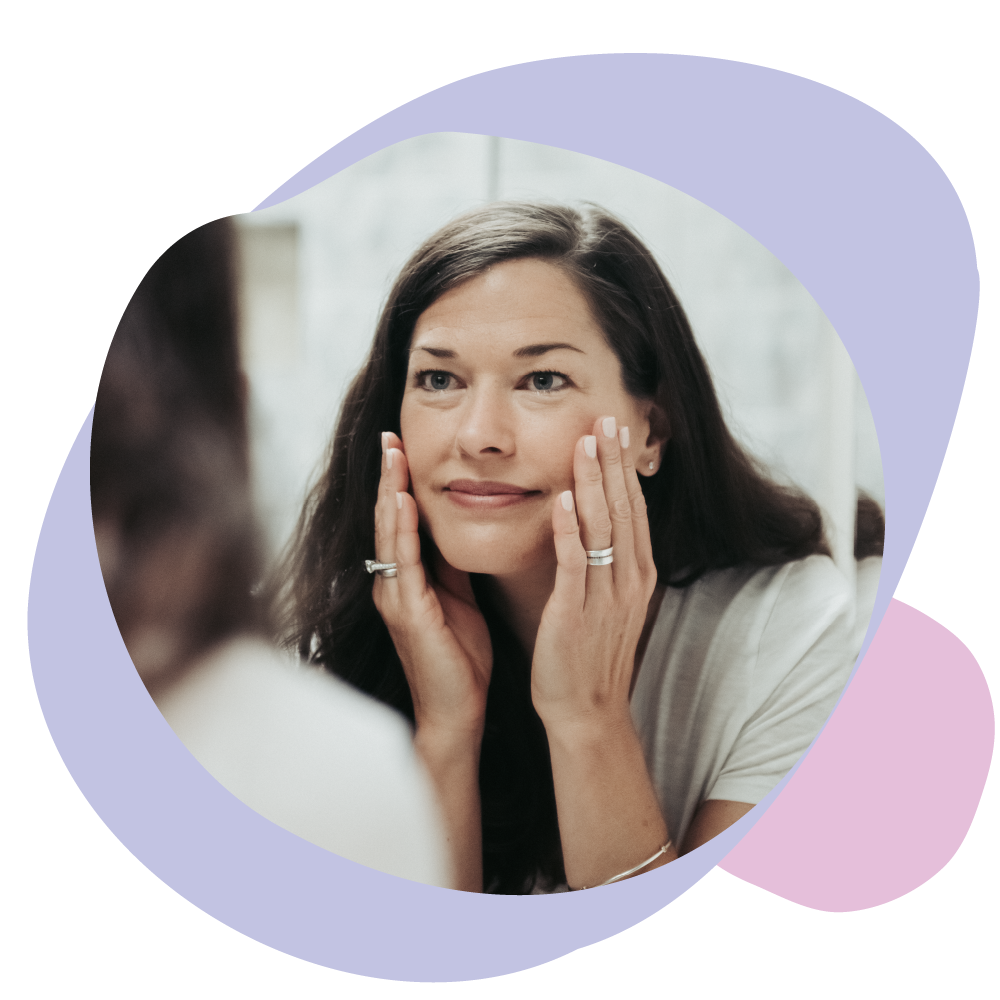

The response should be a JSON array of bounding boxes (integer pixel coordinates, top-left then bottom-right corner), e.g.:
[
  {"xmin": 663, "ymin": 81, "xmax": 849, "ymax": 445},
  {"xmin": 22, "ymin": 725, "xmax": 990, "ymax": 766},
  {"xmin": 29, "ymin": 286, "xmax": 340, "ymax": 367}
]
[
  {"xmin": 619, "ymin": 426, "xmax": 630, "ymax": 449},
  {"xmin": 396, "ymin": 492, "xmax": 403, "ymax": 509},
  {"xmin": 602, "ymin": 416, "xmax": 617, "ymax": 439},
  {"xmin": 584, "ymin": 435, "xmax": 597, "ymax": 458},
  {"xmin": 561, "ymin": 490, "xmax": 574, "ymax": 512},
  {"xmin": 386, "ymin": 448, "xmax": 394, "ymax": 469}
]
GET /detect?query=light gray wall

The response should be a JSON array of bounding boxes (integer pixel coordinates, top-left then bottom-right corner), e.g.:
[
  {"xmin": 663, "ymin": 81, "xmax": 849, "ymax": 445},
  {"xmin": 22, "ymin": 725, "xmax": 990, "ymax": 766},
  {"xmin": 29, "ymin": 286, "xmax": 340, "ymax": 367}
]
[{"xmin": 236, "ymin": 133, "xmax": 883, "ymax": 577}]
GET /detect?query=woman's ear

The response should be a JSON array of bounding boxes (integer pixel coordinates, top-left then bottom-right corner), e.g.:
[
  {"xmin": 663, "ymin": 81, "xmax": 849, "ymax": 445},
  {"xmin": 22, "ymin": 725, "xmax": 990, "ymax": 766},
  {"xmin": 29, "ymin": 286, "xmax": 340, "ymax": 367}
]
[{"xmin": 639, "ymin": 402, "xmax": 670, "ymax": 477}]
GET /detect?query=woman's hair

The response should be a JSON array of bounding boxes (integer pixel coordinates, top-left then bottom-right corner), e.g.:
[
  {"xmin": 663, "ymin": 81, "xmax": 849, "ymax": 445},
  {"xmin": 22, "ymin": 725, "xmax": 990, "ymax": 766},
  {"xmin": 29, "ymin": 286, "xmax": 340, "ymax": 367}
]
[
  {"xmin": 91, "ymin": 218, "xmax": 263, "ymax": 686},
  {"xmin": 272, "ymin": 202, "xmax": 829, "ymax": 892},
  {"xmin": 855, "ymin": 492, "xmax": 885, "ymax": 560}
]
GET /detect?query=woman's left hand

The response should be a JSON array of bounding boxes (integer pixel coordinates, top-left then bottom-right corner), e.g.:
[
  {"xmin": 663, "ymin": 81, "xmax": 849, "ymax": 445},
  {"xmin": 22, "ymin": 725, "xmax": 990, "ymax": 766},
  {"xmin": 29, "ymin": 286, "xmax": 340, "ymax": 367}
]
[
  {"xmin": 530, "ymin": 414, "xmax": 658, "ymax": 733},
  {"xmin": 531, "ymin": 415, "xmax": 671, "ymax": 889}
]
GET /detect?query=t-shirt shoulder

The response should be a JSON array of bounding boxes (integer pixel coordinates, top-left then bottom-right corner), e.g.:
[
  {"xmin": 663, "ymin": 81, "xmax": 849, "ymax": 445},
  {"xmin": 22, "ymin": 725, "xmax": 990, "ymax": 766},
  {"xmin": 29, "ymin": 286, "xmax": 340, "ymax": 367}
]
[{"xmin": 706, "ymin": 555, "xmax": 854, "ymax": 805}]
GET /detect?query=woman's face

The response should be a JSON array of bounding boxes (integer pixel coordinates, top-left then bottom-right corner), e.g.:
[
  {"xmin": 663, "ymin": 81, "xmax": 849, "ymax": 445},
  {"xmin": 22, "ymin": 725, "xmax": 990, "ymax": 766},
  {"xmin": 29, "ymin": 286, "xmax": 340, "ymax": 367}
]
[{"xmin": 399, "ymin": 258, "xmax": 658, "ymax": 578}]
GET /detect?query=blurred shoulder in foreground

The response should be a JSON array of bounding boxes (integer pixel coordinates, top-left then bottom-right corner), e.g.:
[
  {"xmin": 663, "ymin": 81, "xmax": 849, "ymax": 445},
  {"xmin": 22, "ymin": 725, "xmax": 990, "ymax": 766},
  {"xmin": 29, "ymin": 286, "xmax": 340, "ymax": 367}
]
[
  {"xmin": 91, "ymin": 218, "xmax": 451, "ymax": 888},
  {"xmin": 158, "ymin": 636, "xmax": 448, "ymax": 884}
]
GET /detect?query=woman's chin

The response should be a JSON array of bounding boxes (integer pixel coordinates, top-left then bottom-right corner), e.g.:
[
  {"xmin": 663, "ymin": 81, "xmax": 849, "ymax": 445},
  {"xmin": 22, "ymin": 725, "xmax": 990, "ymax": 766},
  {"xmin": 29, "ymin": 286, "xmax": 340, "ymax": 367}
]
[
  {"xmin": 442, "ymin": 554, "xmax": 541, "ymax": 577},
  {"xmin": 433, "ymin": 536, "xmax": 554, "ymax": 579}
]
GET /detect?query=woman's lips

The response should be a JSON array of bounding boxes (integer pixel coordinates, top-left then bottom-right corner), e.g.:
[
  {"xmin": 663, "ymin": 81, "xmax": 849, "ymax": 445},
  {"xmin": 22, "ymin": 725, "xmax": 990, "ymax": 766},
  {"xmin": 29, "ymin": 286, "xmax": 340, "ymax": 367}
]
[{"xmin": 444, "ymin": 480, "xmax": 543, "ymax": 509}]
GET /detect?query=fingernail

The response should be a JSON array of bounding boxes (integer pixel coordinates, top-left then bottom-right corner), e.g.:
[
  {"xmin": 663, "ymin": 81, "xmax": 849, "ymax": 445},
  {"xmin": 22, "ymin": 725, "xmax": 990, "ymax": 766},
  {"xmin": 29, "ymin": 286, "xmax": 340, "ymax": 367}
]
[
  {"xmin": 619, "ymin": 426, "xmax": 630, "ymax": 449},
  {"xmin": 396, "ymin": 492, "xmax": 403, "ymax": 509},
  {"xmin": 602, "ymin": 416, "xmax": 617, "ymax": 439},
  {"xmin": 584, "ymin": 435, "xmax": 597, "ymax": 458},
  {"xmin": 386, "ymin": 448, "xmax": 394, "ymax": 470},
  {"xmin": 381, "ymin": 431, "xmax": 389, "ymax": 455},
  {"xmin": 560, "ymin": 490, "xmax": 574, "ymax": 512}
]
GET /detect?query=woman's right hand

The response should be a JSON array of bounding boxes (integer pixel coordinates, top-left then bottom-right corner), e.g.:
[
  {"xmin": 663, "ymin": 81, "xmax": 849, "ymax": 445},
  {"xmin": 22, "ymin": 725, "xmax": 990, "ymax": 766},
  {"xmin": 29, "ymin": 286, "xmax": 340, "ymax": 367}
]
[
  {"xmin": 375, "ymin": 432, "xmax": 491, "ymax": 891},
  {"xmin": 373, "ymin": 432, "xmax": 493, "ymax": 741}
]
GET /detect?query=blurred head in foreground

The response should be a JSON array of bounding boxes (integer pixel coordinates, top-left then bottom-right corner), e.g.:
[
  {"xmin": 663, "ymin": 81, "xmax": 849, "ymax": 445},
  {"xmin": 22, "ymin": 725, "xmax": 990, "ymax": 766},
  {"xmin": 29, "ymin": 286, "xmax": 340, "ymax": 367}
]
[{"xmin": 91, "ymin": 219, "xmax": 262, "ymax": 692}]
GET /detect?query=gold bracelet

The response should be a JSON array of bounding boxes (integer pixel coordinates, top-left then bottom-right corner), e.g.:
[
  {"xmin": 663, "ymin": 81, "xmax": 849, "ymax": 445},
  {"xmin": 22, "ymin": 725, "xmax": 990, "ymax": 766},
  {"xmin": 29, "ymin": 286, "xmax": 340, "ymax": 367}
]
[{"xmin": 576, "ymin": 840, "xmax": 673, "ymax": 890}]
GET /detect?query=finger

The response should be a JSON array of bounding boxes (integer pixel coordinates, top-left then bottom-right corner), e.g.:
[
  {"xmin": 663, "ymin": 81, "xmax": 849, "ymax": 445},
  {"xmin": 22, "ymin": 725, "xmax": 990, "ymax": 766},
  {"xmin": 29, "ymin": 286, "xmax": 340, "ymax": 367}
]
[
  {"xmin": 550, "ymin": 489, "xmax": 588, "ymax": 611},
  {"xmin": 572, "ymin": 427, "xmax": 617, "ymax": 600},
  {"xmin": 394, "ymin": 490, "xmax": 430, "ymax": 606},
  {"xmin": 619, "ymin": 425, "xmax": 655, "ymax": 579},
  {"xmin": 375, "ymin": 432, "xmax": 409, "ymax": 565},
  {"xmin": 573, "ymin": 429, "xmax": 612, "ymax": 555},
  {"xmin": 593, "ymin": 415, "xmax": 637, "ymax": 582}
]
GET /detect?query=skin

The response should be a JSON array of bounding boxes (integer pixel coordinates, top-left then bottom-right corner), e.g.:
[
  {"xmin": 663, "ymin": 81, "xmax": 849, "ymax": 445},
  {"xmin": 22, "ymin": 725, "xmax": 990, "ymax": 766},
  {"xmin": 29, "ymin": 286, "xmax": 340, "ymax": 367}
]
[{"xmin": 372, "ymin": 258, "xmax": 751, "ymax": 891}]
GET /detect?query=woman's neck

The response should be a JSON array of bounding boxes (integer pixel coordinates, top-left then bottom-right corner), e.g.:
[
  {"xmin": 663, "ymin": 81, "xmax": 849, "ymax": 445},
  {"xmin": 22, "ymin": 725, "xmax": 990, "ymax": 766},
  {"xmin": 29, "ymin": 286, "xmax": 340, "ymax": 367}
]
[{"xmin": 486, "ymin": 562, "xmax": 559, "ymax": 658}]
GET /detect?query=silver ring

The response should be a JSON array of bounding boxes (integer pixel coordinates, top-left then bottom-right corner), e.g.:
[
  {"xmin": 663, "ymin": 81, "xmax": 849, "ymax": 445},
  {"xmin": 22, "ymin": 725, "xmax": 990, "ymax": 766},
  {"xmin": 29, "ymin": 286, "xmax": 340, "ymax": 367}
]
[
  {"xmin": 365, "ymin": 559, "xmax": 398, "ymax": 578},
  {"xmin": 585, "ymin": 546, "xmax": 614, "ymax": 567}
]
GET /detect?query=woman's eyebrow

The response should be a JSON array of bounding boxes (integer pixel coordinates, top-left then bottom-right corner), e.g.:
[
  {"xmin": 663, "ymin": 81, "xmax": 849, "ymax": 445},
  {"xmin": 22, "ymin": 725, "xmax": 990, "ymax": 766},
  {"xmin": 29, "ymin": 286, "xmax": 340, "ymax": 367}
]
[
  {"xmin": 513, "ymin": 342, "xmax": 585, "ymax": 358},
  {"xmin": 412, "ymin": 346, "xmax": 456, "ymax": 358},
  {"xmin": 411, "ymin": 343, "xmax": 585, "ymax": 360}
]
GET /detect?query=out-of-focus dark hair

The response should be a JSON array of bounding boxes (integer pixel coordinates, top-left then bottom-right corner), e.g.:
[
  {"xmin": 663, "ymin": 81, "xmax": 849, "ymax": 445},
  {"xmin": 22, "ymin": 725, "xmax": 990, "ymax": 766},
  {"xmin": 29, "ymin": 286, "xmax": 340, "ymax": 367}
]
[
  {"xmin": 855, "ymin": 492, "xmax": 885, "ymax": 559},
  {"xmin": 271, "ymin": 202, "xmax": 830, "ymax": 893},
  {"xmin": 91, "ymin": 218, "xmax": 262, "ymax": 686}
]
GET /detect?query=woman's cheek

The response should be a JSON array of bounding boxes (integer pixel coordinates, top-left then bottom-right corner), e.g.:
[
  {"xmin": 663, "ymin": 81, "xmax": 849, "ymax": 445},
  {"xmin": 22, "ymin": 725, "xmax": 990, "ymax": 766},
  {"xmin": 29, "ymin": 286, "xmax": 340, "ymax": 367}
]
[
  {"xmin": 408, "ymin": 469, "xmax": 433, "ymax": 516},
  {"xmin": 546, "ymin": 431, "xmax": 582, "ymax": 489}
]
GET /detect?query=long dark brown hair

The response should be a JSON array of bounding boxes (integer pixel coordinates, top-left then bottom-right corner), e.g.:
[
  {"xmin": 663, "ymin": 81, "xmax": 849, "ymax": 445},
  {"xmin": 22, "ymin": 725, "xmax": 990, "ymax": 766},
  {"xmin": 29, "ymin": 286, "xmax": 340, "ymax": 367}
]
[
  {"xmin": 271, "ymin": 202, "xmax": 829, "ymax": 893},
  {"xmin": 92, "ymin": 219, "xmax": 263, "ymax": 687}
]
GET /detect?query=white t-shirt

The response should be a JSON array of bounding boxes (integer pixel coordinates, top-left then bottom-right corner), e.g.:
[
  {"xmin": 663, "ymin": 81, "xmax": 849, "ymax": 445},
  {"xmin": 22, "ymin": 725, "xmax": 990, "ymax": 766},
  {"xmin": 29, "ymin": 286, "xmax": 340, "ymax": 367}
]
[
  {"xmin": 630, "ymin": 555, "xmax": 854, "ymax": 848},
  {"xmin": 155, "ymin": 636, "xmax": 452, "ymax": 888}
]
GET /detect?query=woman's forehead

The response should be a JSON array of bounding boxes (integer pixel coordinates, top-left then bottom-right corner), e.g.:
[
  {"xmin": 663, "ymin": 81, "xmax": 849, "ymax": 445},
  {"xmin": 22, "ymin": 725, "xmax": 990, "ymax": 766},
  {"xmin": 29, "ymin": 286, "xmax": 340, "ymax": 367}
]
[{"xmin": 410, "ymin": 259, "xmax": 605, "ymax": 358}]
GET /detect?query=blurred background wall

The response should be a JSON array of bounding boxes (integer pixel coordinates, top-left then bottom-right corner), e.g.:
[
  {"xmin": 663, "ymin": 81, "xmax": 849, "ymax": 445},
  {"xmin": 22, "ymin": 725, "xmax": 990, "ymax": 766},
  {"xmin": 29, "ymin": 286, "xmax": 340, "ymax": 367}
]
[{"xmin": 235, "ymin": 133, "xmax": 884, "ymax": 589}]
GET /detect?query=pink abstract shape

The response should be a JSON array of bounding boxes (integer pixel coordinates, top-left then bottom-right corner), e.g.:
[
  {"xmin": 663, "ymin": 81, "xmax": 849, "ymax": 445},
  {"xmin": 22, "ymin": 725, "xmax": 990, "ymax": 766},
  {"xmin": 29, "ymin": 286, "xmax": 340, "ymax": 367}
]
[{"xmin": 720, "ymin": 599, "xmax": 994, "ymax": 910}]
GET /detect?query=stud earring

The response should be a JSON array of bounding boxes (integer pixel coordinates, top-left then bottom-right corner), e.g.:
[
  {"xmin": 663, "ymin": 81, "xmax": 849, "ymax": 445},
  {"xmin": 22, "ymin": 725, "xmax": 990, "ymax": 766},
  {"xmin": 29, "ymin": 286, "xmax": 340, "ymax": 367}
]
[{"xmin": 649, "ymin": 462, "xmax": 655, "ymax": 471}]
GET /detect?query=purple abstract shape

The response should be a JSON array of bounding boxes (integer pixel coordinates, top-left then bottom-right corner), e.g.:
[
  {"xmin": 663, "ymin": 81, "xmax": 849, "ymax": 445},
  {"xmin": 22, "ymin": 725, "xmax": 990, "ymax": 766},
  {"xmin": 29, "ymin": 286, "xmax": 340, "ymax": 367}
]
[
  {"xmin": 28, "ymin": 54, "xmax": 981, "ymax": 978},
  {"xmin": 721, "ymin": 600, "xmax": 994, "ymax": 909}
]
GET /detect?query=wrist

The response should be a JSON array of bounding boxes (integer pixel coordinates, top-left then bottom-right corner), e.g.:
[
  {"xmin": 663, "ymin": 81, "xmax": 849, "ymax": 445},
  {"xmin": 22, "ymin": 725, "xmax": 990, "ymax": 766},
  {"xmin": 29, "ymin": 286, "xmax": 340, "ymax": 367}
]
[
  {"xmin": 414, "ymin": 717, "xmax": 484, "ymax": 770},
  {"xmin": 538, "ymin": 703, "xmax": 637, "ymax": 754},
  {"xmin": 409, "ymin": 688, "xmax": 487, "ymax": 744}
]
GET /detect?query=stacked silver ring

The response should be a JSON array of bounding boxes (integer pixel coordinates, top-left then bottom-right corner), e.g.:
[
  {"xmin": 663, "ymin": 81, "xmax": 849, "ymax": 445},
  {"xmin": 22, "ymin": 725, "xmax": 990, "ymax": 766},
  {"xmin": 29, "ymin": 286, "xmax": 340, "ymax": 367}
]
[
  {"xmin": 585, "ymin": 546, "xmax": 614, "ymax": 566},
  {"xmin": 365, "ymin": 559, "xmax": 398, "ymax": 578}
]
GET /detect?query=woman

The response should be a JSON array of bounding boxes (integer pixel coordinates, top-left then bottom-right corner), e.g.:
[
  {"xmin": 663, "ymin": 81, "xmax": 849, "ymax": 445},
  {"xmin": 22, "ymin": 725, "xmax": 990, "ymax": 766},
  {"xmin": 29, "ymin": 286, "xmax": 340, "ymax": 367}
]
[
  {"xmin": 92, "ymin": 218, "xmax": 452, "ymax": 887},
  {"xmin": 276, "ymin": 202, "xmax": 853, "ymax": 894}
]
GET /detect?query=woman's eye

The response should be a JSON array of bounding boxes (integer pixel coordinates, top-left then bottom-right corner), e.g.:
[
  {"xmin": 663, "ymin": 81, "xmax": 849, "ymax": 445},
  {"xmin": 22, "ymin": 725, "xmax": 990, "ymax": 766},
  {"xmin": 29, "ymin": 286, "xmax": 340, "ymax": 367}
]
[
  {"xmin": 528, "ymin": 371, "xmax": 567, "ymax": 392},
  {"xmin": 418, "ymin": 370, "xmax": 455, "ymax": 392}
]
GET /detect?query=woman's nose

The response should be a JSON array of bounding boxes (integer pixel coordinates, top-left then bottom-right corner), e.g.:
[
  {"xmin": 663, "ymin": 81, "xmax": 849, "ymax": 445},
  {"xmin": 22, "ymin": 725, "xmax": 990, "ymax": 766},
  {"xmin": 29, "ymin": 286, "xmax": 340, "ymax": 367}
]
[{"xmin": 455, "ymin": 384, "xmax": 516, "ymax": 458}]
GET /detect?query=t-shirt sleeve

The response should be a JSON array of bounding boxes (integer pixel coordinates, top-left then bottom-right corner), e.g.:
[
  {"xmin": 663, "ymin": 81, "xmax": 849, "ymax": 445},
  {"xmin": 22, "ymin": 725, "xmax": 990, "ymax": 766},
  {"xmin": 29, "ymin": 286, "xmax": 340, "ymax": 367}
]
[{"xmin": 706, "ymin": 556, "xmax": 854, "ymax": 805}]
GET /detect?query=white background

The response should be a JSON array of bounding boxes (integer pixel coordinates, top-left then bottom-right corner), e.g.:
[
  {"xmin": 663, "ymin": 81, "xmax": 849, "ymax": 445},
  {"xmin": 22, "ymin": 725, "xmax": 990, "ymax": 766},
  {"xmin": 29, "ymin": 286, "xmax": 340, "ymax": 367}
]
[{"xmin": 2, "ymin": 2, "xmax": 996, "ymax": 996}]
